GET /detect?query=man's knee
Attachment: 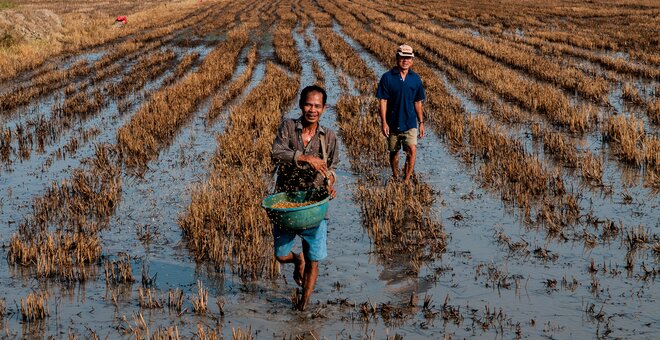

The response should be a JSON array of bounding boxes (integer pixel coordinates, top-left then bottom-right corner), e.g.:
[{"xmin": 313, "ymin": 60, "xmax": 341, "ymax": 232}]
[
  {"xmin": 305, "ymin": 260, "xmax": 318, "ymax": 271},
  {"xmin": 404, "ymin": 145, "xmax": 417, "ymax": 155}
]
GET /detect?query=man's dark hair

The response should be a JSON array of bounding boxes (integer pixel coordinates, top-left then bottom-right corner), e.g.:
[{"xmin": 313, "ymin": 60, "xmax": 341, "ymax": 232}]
[{"xmin": 299, "ymin": 85, "xmax": 327, "ymax": 109}]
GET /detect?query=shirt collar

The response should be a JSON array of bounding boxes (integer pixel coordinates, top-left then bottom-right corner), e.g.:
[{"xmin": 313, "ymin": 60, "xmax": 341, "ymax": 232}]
[
  {"xmin": 390, "ymin": 67, "xmax": 414, "ymax": 76},
  {"xmin": 295, "ymin": 118, "xmax": 325, "ymax": 134}
]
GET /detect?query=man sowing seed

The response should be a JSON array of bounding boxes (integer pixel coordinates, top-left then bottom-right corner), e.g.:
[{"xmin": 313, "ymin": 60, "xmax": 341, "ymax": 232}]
[{"xmin": 271, "ymin": 85, "xmax": 339, "ymax": 311}]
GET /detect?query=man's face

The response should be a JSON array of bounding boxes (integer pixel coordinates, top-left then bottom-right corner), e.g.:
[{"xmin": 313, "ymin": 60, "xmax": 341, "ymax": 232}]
[
  {"xmin": 301, "ymin": 91, "xmax": 326, "ymax": 124},
  {"xmin": 396, "ymin": 55, "xmax": 413, "ymax": 71}
]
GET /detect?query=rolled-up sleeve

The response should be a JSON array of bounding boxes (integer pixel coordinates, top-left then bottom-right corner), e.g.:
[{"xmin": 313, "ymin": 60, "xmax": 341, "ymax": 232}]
[
  {"xmin": 326, "ymin": 130, "xmax": 340, "ymax": 181},
  {"xmin": 272, "ymin": 120, "xmax": 300, "ymax": 167}
]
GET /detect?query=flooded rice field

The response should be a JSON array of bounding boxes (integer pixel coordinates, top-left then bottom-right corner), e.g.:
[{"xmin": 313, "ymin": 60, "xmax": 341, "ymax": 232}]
[{"xmin": 0, "ymin": 0, "xmax": 658, "ymax": 338}]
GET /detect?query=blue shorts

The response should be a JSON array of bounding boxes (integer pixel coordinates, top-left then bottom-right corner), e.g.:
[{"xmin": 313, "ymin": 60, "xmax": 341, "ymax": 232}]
[{"xmin": 273, "ymin": 219, "xmax": 327, "ymax": 261}]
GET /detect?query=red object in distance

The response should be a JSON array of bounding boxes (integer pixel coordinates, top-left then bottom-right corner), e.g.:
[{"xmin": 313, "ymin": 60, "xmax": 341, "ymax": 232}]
[{"xmin": 116, "ymin": 16, "xmax": 127, "ymax": 24}]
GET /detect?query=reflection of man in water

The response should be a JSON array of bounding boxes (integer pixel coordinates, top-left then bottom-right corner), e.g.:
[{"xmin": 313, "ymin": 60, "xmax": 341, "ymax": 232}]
[
  {"xmin": 377, "ymin": 44, "xmax": 426, "ymax": 182},
  {"xmin": 271, "ymin": 85, "xmax": 339, "ymax": 311}
]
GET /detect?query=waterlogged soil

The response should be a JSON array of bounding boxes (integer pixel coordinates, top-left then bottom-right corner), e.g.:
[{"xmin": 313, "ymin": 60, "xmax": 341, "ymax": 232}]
[{"xmin": 0, "ymin": 21, "xmax": 659, "ymax": 340}]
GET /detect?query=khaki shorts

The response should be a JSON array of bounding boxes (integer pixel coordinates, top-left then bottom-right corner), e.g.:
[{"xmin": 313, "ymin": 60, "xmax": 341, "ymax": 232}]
[{"xmin": 388, "ymin": 128, "xmax": 417, "ymax": 152}]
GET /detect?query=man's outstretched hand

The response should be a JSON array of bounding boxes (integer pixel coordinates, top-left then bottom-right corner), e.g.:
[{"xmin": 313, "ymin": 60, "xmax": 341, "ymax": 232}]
[
  {"xmin": 327, "ymin": 185, "xmax": 337, "ymax": 199},
  {"xmin": 298, "ymin": 154, "xmax": 327, "ymax": 174},
  {"xmin": 381, "ymin": 122, "xmax": 390, "ymax": 138}
]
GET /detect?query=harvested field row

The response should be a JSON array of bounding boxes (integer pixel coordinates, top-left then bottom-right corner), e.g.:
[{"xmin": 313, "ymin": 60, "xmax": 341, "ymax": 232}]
[
  {"xmin": 117, "ymin": 26, "xmax": 251, "ymax": 169},
  {"xmin": 410, "ymin": 0, "xmax": 659, "ymax": 58},
  {"xmin": 0, "ymin": 1, "xmax": 235, "ymax": 116},
  {"xmin": 7, "ymin": 144, "xmax": 120, "ymax": 282},
  {"xmin": 0, "ymin": 0, "xmax": 221, "ymax": 82},
  {"xmin": 0, "ymin": 49, "xmax": 177, "ymax": 168},
  {"xmin": 208, "ymin": 44, "xmax": 258, "ymax": 121},
  {"xmin": 273, "ymin": 7, "xmax": 302, "ymax": 73},
  {"xmin": 357, "ymin": 0, "xmax": 610, "ymax": 101}
]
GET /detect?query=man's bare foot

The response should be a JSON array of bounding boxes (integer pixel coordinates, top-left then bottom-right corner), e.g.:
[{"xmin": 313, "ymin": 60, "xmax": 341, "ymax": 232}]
[
  {"xmin": 296, "ymin": 298, "xmax": 307, "ymax": 311},
  {"xmin": 293, "ymin": 253, "xmax": 305, "ymax": 287}
]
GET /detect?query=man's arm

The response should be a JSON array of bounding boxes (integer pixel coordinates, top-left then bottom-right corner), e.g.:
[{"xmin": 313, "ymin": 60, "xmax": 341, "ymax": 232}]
[
  {"xmin": 326, "ymin": 131, "xmax": 340, "ymax": 185},
  {"xmin": 414, "ymin": 100, "xmax": 424, "ymax": 138},
  {"xmin": 376, "ymin": 75, "xmax": 390, "ymax": 138},
  {"xmin": 324, "ymin": 130, "xmax": 340, "ymax": 199},
  {"xmin": 271, "ymin": 120, "xmax": 300, "ymax": 166},
  {"xmin": 379, "ymin": 99, "xmax": 389, "ymax": 137}
]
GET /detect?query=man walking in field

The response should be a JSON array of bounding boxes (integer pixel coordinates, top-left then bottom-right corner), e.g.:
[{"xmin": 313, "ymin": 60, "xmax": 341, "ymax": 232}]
[
  {"xmin": 377, "ymin": 44, "xmax": 426, "ymax": 182},
  {"xmin": 271, "ymin": 85, "xmax": 339, "ymax": 311}
]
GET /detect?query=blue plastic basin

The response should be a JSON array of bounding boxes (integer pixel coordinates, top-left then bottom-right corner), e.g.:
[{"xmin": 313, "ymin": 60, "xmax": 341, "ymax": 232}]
[{"xmin": 261, "ymin": 190, "xmax": 329, "ymax": 230}]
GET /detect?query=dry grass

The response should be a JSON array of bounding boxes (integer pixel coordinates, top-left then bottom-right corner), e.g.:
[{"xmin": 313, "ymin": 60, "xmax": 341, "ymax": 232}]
[
  {"xmin": 191, "ymin": 280, "xmax": 208, "ymax": 314},
  {"xmin": 20, "ymin": 292, "xmax": 49, "ymax": 322},
  {"xmin": 107, "ymin": 49, "xmax": 176, "ymax": 99},
  {"xmin": 648, "ymin": 100, "xmax": 660, "ymax": 125},
  {"xmin": 356, "ymin": 179, "xmax": 446, "ymax": 262},
  {"xmin": 407, "ymin": 20, "xmax": 609, "ymax": 102},
  {"xmin": 0, "ymin": 59, "xmax": 89, "ymax": 113},
  {"xmin": 532, "ymin": 123, "xmax": 603, "ymax": 185},
  {"xmin": 104, "ymin": 253, "xmax": 135, "ymax": 285},
  {"xmin": 602, "ymin": 114, "xmax": 645, "ymax": 166},
  {"xmin": 167, "ymin": 288, "xmax": 184, "ymax": 313},
  {"xmin": 311, "ymin": 59, "xmax": 324, "ymax": 85},
  {"xmin": 315, "ymin": 27, "xmax": 375, "ymax": 81},
  {"xmin": 117, "ymin": 26, "xmax": 250, "ymax": 169},
  {"xmin": 0, "ymin": 0, "xmax": 217, "ymax": 81},
  {"xmin": 621, "ymin": 81, "xmax": 644, "ymax": 105},
  {"xmin": 301, "ymin": 0, "xmax": 332, "ymax": 27},
  {"xmin": 8, "ymin": 144, "xmax": 119, "ymax": 281},
  {"xmin": 162, "ymin": 51, "xmax": 200, "ymax": 87},
  {"xmin": 272, "ymin": 7, "xmax": 300, "ymax": 73},
  {"xmin": 208, "ymin": 43, "xmax": 258, "ymax": 120},
  {"xmin": 467, "ymin": 115, "xmax": 579, "ymax": 226},
  {"xmin": 152, "ymin": 326, "xmax": 180, "ymax": 340},
  {"xmin": 138, "ymin": 287, "xmax": 164, "ymax": 309}
]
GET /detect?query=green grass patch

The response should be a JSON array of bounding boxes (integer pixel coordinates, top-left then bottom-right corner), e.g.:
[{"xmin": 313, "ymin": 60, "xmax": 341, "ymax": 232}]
[{"xmin": 0, "ymin": 0, "xmax": 15, "ymax": 10}]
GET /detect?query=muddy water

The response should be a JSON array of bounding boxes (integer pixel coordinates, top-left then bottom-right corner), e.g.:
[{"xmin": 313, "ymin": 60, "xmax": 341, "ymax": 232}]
[{"xmin": 0, "ymin": 22, "xmax": 658, "ymax": 340}]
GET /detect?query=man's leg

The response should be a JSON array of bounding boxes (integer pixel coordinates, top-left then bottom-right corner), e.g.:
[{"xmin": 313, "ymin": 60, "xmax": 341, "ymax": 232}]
[
  {"xmin": 403, "ymin": 144, "xmax": 417, "ymax": 182},
  {"xmin": 275, "ymin": 252, "xmax": 305, "ymax": 287},
  {"xmin": 298, "ymin": 260, "xmax": 318, "ymax": 311},
  {"xmin": 403, "ymin": 129, "xmax": 418, "ymax": 182},
  {"xmin": 297, "ymin": 220, "xmax": 327, "ymax": 311},
  {"xmin": 388, "ymin": 133, "xmax": 401, "ymax": 179},
  {"xmin": 273, "ymin": 226, "xmax": 304, "ymax": 286},
  {"xmin": 389, "ymin": 151, "xmax": 399, "ymax": 179}
]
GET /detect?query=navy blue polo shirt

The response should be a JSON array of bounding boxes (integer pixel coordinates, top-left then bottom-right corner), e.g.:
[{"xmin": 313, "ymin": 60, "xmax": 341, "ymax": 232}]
[{"xmin": 376, "ymin": 67, "xmax": 426, "ymax": 133}]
